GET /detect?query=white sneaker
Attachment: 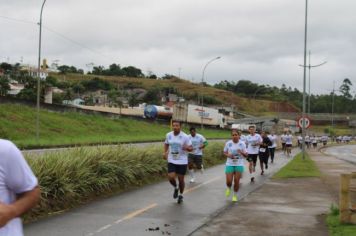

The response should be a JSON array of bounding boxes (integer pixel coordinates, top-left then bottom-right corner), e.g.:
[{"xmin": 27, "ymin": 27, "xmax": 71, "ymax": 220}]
[{"xmin": 190, "ymin": 178, "xmax": 195, "ymax": 183}]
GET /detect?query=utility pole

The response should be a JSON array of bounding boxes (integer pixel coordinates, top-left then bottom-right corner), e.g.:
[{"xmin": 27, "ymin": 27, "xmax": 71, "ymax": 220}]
[{"xmin": 301, "ymin": 0, "xmax": 308, "ymax": 160}]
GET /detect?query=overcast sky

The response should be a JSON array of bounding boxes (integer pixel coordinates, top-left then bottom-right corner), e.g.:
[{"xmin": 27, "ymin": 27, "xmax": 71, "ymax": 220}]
[{"xmin": 1, "ymin": 0, "xmax": 355, "ymax": 94}]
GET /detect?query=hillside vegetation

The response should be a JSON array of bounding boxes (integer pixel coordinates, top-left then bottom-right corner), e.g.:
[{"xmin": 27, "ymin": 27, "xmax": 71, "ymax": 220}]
[
  {"xmin": 51, "ymin": 73, "xmax": 300, "ymax": 115},
  {"xmin": 0, "ymin": 104, "xmax": 229, "ymax": 149}
]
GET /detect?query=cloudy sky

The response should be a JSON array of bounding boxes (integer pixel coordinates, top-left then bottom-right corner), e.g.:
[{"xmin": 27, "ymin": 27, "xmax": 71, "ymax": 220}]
[{"xmin": 1, "ymin": 0, "xmax": 355, "ymax": 94}]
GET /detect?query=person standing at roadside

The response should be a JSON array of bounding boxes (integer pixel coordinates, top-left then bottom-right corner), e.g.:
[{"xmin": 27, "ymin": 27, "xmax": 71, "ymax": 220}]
[
  {"xmin": 267, "ymin": 131, "xmax": 277, "ymax": 164},
  {"xmin": 246, "ymin": 126, "xmax": 262, "ymax": 183},
  {"xmin": 259, "ymin": 131, "xmax": 272, "ymax": 175},
  {"xmin": 187, "ymin": 127, "xmax": 208, "ymax": 183},
  {"xmin": 164, "ymin": 121, "xmax": 193, "ymax": 204},
  {"xmin": 223, "ymin": 130, "xmax": 248, "ymax": 202},
  {"xmin": 0, "ymin": 139, "xmax": 40, "ymax": 236}
]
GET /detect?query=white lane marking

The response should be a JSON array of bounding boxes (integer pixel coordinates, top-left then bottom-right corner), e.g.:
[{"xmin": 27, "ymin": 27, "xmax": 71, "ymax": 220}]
[
  {"xmin": 85, "ymin": 176, "xmax": 223, "ymax": 235},
  {"xmin": 85, "ymin": 203, "xmax": 157, "ymax": 236},
  {"xmin": 185, "ymin": 176, "xmax": 222, "ymax": 194}
]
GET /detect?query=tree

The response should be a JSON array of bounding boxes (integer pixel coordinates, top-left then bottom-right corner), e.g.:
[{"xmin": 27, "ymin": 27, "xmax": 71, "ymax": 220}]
[
  {"xmin": 0, "ymin": 76, "xmax": 10, "ymax": 96},
  {"xmin": 122, "ymin": 66, "xmax": 144, "ymax": 77},
  {"xmin": 128, "ymin": 93, "xmax": 139, "ymax": 108},
  {"xmin": 339, "ymin": 78, "xmax": 353, "ymax": 99}
]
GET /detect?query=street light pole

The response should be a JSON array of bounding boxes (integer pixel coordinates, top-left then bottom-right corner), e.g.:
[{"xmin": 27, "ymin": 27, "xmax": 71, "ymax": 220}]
[
  {"xmin": 299, "ymin": 51, "xmax": 327, "ymax": 117},
  {"xmin": 200, "ymin": 56, "xmax": 221, "ymax": 129},
  {"xmin": 301, "ymin": 0, "xmax": 308, "ymax": 160},
  {"xmin": 36, "ymin": 0, "xmax": 47, "ymax": 141}
]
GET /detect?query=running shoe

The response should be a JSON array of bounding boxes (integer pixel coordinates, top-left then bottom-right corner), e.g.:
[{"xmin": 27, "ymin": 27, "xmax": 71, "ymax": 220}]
[
  {"xmin": 225, "ymin": 188, "xmax": 231, "ymax": 197},
  {"xmin": 261, "ymin": 171, "xmax": 264, "ymax": 175},
  {"xmin": 232, "ymin": 195, "xmax": 238, "ymax": 202},
  {"xmin": 250, "ymin": 177, "xmax": 255, "ymax": 183},
  {"xmin": 177, "ymin": 195, "xmax": 183, "ymax": 204},
  {"xmin": 190, "ymin": 178, "xmax": 195, "ymax": 183},
  {"xmin": 265, "ymin": 164, "xmax": 268, "ymax": 169},
  {"xmin": 200, "ymin": 165, "xmax": 204, "ymax": 174},
  {"xmin": 173, "ymin": 188, "xmax": 179, "ymax": 199}
]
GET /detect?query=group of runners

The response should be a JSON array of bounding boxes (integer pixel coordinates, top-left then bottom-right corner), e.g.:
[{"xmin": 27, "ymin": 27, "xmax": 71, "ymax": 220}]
[
  {"xmin": 297, "ymin": 134, "xmax": 329, "ymax": 149},
  {"xmin": 163, "ymin": 121, "xmax": 281, "ymax": 203}
]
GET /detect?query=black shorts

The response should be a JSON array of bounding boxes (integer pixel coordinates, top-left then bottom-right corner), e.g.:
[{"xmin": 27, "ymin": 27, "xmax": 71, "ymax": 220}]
[
  {"xmin": 286, "ymin": 144, "xmax": 292, "ymax": 148},
  {"xmin": 168, "ymin": 163, "xmax": 187, "ymax": 175},
  {"xmin": 282, "ymin": 143, "xmax": 286, "ymax": 148},
  {"xmin": 247, "ymin": 154, "xmax": 258, "ymax": 165},
  {"xmin": 188, "ymin": 154, "xmax": 203, "ymax": 169},
  {"xmin": 259, "ymin": 155, "xmax": 268, "ymax": 164}
]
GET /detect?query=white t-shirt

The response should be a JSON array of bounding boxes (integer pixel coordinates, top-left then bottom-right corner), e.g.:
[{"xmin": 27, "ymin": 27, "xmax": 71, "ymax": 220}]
[
  {"xmin": 268, "ymin": 135, "xmax": 277, "ymax": 148},
  {"xmin": 285, "ymin": 134, "xmax": 293, "ymax": 145},
  {"xmin": 281, "ymin": 134, "xmax": 287, "ymax": 143},
  {"xmin": 188, "ymin": 133, "xmax": 206, "ymax": 156},
  {"xmin": 246, "ymin": 134, "xmax": 262, "ymax": 154},
  {"xmin": 0, "ymin": 139, "xmax": 38, "ymax": 236},
  {"xmin": 224, "ymin": 140, "xmax": 247, "ymax": 166},
  {"xmin": 165, "ymin": 131, "xmax": 192, "ymax": 165}
]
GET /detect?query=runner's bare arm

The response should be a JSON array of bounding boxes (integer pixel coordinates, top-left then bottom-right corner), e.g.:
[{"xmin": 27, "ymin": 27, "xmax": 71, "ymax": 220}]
[
  {"xmin": 163, "ymin": 143, "xmax": 169, "ymax": 159},
  {"xmin": 0, "ymin": 186, "xmax": 40, "ymax": 227}
]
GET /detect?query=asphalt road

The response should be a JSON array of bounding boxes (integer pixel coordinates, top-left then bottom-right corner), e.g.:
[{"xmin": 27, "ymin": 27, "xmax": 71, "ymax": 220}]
[
  {"xmin": 24, "ymin": 150, "xmax": 295, "ymax": 236},
  {"xmin": 323, "ymin": 144, "xmax": 356, "ymax": 164}
]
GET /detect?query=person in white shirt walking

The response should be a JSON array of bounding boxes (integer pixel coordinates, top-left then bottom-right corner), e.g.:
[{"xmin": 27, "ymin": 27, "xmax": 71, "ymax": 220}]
[
  {"xmin": 164, "ymin": 121, "xmax": 193, "ymax": 204},
  {"xmin": 187, "ymin": 127, "xmax": 208, "ymax": 183},
  {"xmin": 223, "ymin": 130, "xmax": 248, "ymax": 202},
  {"xmin": 246, "ymin": 126, "xmax": 262, "ymax": 183},
  {"xmin": 0, "ymin": 139, "xmax": 40, "ymax": 236},
  {"xmin": 267, "ymin": 132, "xmax": 277, "ymax": 164}
]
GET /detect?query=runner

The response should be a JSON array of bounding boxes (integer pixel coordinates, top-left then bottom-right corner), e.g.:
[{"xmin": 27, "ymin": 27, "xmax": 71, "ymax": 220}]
[
  {"xmin": 0, "ymin": 139, "xmax": 40, "ymax": 236},
  {"xmin": 311, "ymin": 135, "xmax": 318, "ymax": 149},
  {"xmin": 280, "ymin": 131, "xmax": 287, "ymax": 154},
  {"xmin": 267, "ymin": 131, "xmax": 277, "ymax": 164},
  {"xmin": 188, "ymin": 127, "xmax": 208, "ymax": 183},
  {"xmin": 164, "ymin": 121, "xmax": 193, "ymax": 204},
  {"xmin": 259, "ymin": 131, "xmax": 272, "ymax": 175},
  {"xmin": 246, "ymin": 125, "xmax": 262, "ymax": 183},
  {"xmin": 321, "ymin": 135, "xmax": 328, "ymax": 146},
  {"xmin": 297, "ymin": 135, "xmax": 303, "ymax": 149},
  {"xmin": 285, "ymin": 131, "xmax": 293, "ymax": 157},
  {"xmin": 223, "ymin": 129, "xmax": 248, "ymax": 202},
  {"xmin": 305, "ymin": 135, "xmax": 311, "ymax": 149}
]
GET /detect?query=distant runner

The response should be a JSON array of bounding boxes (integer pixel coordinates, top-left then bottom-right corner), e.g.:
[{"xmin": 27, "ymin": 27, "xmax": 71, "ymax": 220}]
[
  {"xmin": 285, "ymin": 131, "xmax": 293, "ymax": 157},
  {"xmin": 259, "ymin": 131, "xmax": 272, "ymax": 175},
  {"xmin": 311, "ymin": 135, "xmax": 318, "ymax": 148},
  {"xmin": 164, "ymin": 121, "xmax": 193, "ymax": 204},
  {"xmin": 246, "ymin": 126, "xmax": 262, "ymax": 182},
  {"xmin": 281, "ymin": 131, "xmax": 287, "ymax": 154},
  {"xmin": 223, "ymin": 130, "xmax": 248, "ymax": 202},
  {"xmin": 188, "ymin": 127, "xmax": 208, "ymax": 183},
  {"xmin": 267, "ymin": 131, "xmax": 277, "ymax": 164}
]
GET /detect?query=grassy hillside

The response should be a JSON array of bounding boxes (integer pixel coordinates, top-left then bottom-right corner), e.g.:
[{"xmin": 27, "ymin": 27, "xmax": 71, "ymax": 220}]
[
  {"xmin": 52, "ymin": 73, "xmax": 299, "ymax": 115},
  {"xmin": 0, "ymin": 104, "xmax": 230, "ymax": 149}
]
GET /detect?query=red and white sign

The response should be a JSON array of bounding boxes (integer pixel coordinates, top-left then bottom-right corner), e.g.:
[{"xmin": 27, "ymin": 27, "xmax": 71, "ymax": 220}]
[{"xmin": 297, "ymin": 117, "xmax": 311, "ymax": 129}]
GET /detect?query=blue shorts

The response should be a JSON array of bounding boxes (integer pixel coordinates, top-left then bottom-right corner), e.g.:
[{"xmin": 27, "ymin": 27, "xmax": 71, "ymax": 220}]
[{"xmin": 225, "ymin": 166, "xmax": 244, "ymax": 174}]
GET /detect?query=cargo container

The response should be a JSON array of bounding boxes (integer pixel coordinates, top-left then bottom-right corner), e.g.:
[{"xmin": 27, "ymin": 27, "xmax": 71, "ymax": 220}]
[
  {"xmin": 144, "ymin": 105, "xmax": 173, "ymax": 119},
  {"xmin": 173, "ymin": 104, "xmax": 225, "ymax": 128}
]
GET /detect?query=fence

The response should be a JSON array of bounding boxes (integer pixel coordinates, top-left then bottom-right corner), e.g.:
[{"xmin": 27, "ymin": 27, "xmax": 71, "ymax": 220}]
[{"xmin": 340, "ymin": 172, "xmax": 356, "ymax": 224}]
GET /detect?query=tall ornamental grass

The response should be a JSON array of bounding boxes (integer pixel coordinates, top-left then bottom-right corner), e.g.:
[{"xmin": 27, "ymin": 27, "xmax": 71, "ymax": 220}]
[{"xmin": 24, "ymin": 142, "xmax": 225, "ymax": 221}]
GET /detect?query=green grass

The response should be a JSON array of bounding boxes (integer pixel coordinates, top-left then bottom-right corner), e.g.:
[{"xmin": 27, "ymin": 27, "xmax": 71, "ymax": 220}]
[
  {"xmin": 327, "ymin": 204, "xmax": 356, "ymax": 236},
  {"xmin": 24, "ymin": 142, "xmax": 225, "ymax": 222},
  {"xmin": 310, "ymin": 125, "xmax": 353, "ymax": 136},
  {"xmin": 0, "ymin": 104, "xmax": 229, "ymax": 149},
  {"xmin": 273, "ymin": 152, "xmax": 321, "ymax": 178}
]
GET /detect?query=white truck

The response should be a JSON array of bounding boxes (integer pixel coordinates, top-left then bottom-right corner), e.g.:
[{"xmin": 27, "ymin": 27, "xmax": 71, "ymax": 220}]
[
  {"xmin": 231, "ymin": 123, "xmax": 255, "ymax": 131},
  {"xmin": 173, "ymin": 104, "xmax": 226, "ymax": 128}
]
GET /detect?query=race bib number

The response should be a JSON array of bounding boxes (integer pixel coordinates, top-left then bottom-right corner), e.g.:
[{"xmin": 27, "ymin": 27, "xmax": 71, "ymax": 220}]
[
  {"xmin": 232, "ymin": 158, "xmax": 238, "ymax": 163},
  {"xmin": 259, "ymin": 148, "xmax": 266, "ymax": 153},
  {"xmin": 171, "ymin": 152, "xmax": 180, "ymax": 160}
]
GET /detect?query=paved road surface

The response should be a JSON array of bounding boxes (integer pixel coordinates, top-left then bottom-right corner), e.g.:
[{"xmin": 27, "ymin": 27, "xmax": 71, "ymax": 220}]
[
  {"xmin": 323, "ymin": 144, "xmax": 356, "ymax": 164},
  {"xmin": 25, "ymin": 150, "xmax": 295, "ymax": 236}
]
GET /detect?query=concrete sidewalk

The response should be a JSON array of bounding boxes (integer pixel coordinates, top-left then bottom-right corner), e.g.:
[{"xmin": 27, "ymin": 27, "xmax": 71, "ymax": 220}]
[{"xmin": 191, "ymin": 147, "xmax": 354, "ymax": 236}]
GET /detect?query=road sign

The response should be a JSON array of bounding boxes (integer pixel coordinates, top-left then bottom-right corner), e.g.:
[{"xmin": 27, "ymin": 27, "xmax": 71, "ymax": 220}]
[{"xmin": 297, "ymin": 117, "xmax": 311, "ymax": 129}]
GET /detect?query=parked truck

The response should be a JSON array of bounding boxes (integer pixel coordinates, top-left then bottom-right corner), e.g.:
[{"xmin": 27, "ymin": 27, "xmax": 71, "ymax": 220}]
[{"xmin": 173, "ymin": 104, "xmax": 226, "ymax": 128}]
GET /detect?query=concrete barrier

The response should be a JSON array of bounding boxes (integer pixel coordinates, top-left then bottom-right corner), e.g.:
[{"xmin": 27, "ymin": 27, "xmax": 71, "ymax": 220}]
[{"xmin": 340, "ymin": 172, "xmax": 356, "ymax": 224}]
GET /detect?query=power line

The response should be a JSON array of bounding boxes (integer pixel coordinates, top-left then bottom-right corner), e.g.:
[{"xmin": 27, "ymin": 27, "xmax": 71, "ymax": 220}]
[{"xmin": 0, "ymin": 15, "xmax": 115, "ymax": 63}]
